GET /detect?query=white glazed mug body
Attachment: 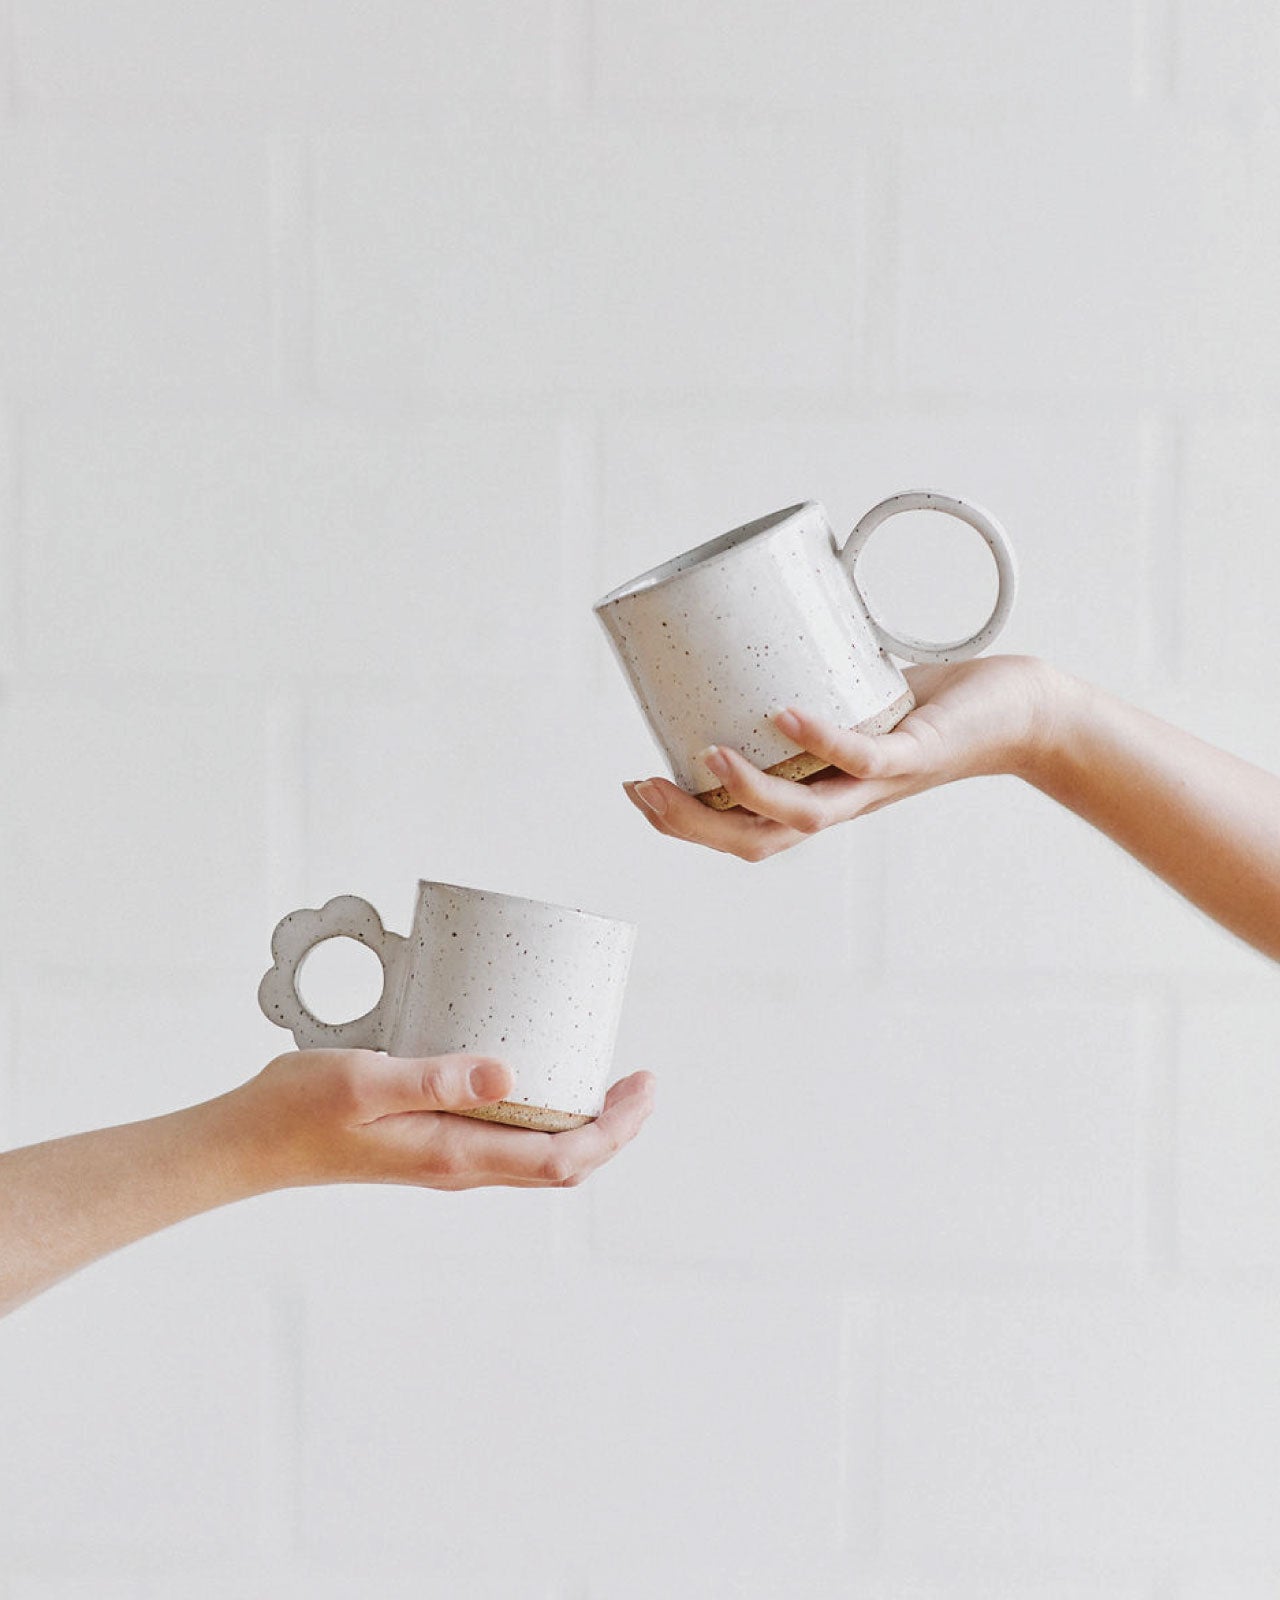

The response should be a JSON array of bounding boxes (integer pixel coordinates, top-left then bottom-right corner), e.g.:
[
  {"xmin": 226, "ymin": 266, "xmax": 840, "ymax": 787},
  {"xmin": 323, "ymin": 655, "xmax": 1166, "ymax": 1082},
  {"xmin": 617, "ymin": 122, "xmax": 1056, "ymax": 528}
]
[
  {"xmin": 389, "ymin": 882, "xmax": 635, "ymax": 1128},
  {"xmin": 595, "ymin": 502, "xmax": 909, "ymax": 798},
  {"xmin": 258, "ymin": 881, "xmax": 636, "ymax": 1132},
  {"xmin": 594, "ymin": 494, "xmax": 1016, "ymax": 803}
]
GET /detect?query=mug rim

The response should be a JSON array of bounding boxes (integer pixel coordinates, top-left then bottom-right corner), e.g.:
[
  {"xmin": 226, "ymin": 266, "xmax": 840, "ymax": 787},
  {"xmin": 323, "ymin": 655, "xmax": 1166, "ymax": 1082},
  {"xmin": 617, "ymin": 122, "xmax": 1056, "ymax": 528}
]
[
  {"xmin": 415, "ymin": 878, "xmax": 637, "ymax": 937},
  {"xmin": 593, "ymin": 500, "xmax": 818, "ymax": 610}
]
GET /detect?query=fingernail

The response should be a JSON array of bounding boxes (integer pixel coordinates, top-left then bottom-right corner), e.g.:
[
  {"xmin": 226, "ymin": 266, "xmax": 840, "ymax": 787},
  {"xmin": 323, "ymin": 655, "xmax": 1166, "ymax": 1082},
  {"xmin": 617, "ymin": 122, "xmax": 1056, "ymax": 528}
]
[
  {"xmin": 635, "ymin": 780, "xmax": 667, "ymax": 817},
  {"xmin": 774, "ymin": 708, "xmax": 802, "ymax": 738},
  {"xmin": 469, "ymin": 1061, "xmax": 507, "ymax": 1100},
  {"xmin": 699, "ymin": 745, "xmax": 729, "ymax": 777}
]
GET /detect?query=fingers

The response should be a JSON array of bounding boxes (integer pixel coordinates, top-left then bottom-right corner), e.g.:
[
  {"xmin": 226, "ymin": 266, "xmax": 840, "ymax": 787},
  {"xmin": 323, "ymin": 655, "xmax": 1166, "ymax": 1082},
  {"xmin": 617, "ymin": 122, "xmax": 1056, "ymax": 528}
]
[
  {"xmin": 623, "ymin": 777, "xmax": 800, "ymax": 863},
  {"xmin": 561, "ymin": 1070, "xmax": 657, "ymax": 1180},
  {"xmin": 622, "ymin": 706, "xmax": 937, "ymax": 856},
  {"xmin": 359, "ymin": 1052, "xmax": 514, "ymax": 1119},
  {"xmin": 699, "ymin": 743, "xmax": 832, "ymax": 833},
  {"xmin": 772, "ymin": 706, "xmax": 920, "ymax": 781},
  {"xmin": 448, "ymin": 1070, "xmax": 657, "ymax": 1187}
]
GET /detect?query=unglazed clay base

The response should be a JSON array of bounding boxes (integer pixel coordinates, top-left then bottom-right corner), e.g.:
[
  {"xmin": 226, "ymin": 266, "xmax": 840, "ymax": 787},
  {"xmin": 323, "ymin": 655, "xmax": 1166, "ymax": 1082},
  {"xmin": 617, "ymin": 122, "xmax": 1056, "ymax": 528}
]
[
  {"xmin": 696, "ymin": 686, "xmax": 917, "ymax": 810},
  {"xmin": 452, "ymin": 1099, "xmax": 593, "ymax": 1132}
]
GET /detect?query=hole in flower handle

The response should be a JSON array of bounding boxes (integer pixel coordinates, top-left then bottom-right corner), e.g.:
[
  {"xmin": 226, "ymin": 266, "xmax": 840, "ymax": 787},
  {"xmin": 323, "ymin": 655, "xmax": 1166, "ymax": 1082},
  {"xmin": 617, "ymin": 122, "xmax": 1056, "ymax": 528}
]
[
  {"xmin": 839, "ymin": 491, "xmax": 1018, "ymax": 665},
  {"xmin": 257, "ymin": 894, "xmax": 404, "ymax": 1051}
]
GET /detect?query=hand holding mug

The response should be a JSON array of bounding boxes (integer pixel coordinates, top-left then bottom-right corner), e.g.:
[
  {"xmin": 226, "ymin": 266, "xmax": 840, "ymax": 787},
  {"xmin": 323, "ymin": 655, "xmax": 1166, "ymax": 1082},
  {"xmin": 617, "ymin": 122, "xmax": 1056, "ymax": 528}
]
[
  {"xmin": 236, "ymin": 1048, "xmax": 656, "ymax": 1192},
  {"xmin": 625, "ymin": 655, "xmax": 1059, "ymax": 861},
  {"xmin": 0, "ymin": 1047, "xmax": 657, "ymax": 1318},
  {"xmin": 597, "ymin": 491, "xmax": 1017, "ymax": 809}
]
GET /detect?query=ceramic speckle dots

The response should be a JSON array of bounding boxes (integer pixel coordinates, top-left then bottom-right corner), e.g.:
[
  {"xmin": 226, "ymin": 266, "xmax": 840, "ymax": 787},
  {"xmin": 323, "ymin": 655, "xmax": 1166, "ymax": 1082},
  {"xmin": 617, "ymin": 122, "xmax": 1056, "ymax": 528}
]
[
  {"xmin": 595, "ymin": 493, "xmax": 1017, "ymax": 803},
  {"xmin": 258, "ymin": 882, "xmax": 636, "ymax": 1132}
]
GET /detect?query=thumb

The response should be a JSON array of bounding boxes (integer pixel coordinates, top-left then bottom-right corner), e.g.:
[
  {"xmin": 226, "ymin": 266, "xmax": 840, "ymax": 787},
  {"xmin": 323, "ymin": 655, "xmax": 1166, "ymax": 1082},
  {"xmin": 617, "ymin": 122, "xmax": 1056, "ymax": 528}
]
[{"xmin": 368, "ymin": 1053, "xmax": 513, "ymax": 1116}]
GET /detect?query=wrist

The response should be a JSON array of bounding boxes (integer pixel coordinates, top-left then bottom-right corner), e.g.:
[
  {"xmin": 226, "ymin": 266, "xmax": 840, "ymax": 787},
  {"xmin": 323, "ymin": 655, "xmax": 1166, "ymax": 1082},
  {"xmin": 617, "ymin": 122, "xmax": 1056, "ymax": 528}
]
[
  {"xmin": 181, "ymin": 1084, "xmax": 286, "ymax": 1204},
  {"xmin": 1005, "ymin": 659, "xmax": 1092, "ymax": 788}
]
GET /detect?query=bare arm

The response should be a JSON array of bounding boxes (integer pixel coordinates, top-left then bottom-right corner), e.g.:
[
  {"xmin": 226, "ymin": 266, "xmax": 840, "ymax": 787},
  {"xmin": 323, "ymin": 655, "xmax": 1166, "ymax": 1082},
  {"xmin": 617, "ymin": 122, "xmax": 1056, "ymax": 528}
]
[
  {"xmin": 624, "ymin": 655, "xmax": 1280, "ymax": 962},
  {"xmin": 1031, "ymin": 674, "xmax": 1280, "ymax": 959},
  {"xmin": 0, "ymin": 1052, "xmax": 655, "ymax": 1318}
]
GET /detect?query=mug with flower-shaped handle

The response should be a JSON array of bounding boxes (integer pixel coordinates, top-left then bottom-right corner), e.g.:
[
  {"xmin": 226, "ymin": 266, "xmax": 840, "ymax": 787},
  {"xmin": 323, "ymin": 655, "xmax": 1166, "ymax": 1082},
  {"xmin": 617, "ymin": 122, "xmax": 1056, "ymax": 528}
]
[{"xmin": 259, "ymin": 880, "xmax": 635, "ymax": 1132}]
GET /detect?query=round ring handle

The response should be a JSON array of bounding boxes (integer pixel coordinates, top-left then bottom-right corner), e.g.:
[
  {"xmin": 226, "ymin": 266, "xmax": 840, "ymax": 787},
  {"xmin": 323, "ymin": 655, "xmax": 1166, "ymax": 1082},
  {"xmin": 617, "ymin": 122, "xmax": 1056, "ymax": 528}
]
[
  {"xmin": 839, "ymin": 491, "xmax": 1018, "ymax": 665},
  {"xmin": 257, "ymin": 894, "xmax": 405, "ymax": 1051}
]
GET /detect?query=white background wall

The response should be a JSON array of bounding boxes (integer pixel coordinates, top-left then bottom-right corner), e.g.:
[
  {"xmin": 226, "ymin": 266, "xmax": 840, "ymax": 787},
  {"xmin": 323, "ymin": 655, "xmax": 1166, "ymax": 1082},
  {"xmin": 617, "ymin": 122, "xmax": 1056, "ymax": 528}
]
[{"xmin": 1, "ymin": 2, "xmax": 1279, "ymax": 1595}]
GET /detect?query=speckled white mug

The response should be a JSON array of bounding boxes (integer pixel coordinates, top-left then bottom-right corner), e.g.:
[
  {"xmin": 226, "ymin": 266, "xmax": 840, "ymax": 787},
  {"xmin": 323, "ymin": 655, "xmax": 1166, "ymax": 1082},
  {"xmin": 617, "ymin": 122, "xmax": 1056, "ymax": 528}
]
[
  {"xmin": 258, "ymin": 881, "xmax": 636, "ymax": 1132},
  {"xmin": 595, "ymin": 492, "xmax": 1017, "ymax": 808}
]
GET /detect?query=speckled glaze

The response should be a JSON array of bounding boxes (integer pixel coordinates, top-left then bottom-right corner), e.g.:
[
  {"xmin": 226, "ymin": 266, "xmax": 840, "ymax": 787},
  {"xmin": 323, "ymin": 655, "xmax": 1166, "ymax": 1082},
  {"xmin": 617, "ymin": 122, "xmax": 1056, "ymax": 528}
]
[
  {"xmin": 258, "ymin": 882, "xmax": 636, "ymax": 1132},
  {"xmin": 595, "ymin": 492, "xmax": 1017, "ymax": 803}
]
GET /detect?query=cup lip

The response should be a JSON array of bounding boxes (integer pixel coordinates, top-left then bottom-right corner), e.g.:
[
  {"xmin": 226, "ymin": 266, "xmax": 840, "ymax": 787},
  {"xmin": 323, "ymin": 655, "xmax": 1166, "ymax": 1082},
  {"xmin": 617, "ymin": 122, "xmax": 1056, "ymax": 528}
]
[
  {"xmin": 415, "ymin": 879, "xmax": 637, "ymax": 937},
  {"xmin": 593, "ymin": 500, "xmax": 820, "ymax": 611}
]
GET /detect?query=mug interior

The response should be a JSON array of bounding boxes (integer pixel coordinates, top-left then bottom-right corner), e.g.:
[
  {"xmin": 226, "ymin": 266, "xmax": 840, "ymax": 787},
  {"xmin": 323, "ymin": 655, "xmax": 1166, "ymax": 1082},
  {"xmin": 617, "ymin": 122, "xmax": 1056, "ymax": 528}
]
[{"xmin": 594, "ymin": 502, "xmax": 811, "ymax": 608}]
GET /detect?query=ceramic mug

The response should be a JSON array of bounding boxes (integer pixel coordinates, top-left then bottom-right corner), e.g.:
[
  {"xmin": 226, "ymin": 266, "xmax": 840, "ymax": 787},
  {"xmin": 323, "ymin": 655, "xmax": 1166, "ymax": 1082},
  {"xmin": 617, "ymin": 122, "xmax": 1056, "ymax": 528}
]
[
  {"xmin": 595, "ymin": 491, "xmax": 1017, "ymax": 808},
  {"xmin": 258, "ymin": 880, "xmax": 636, "ymax": 1132}
]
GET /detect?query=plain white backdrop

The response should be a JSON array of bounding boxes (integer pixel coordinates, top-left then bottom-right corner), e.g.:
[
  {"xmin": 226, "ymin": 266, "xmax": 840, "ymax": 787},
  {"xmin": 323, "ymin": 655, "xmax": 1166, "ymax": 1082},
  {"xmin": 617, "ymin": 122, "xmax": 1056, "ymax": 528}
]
[{"xmin": 1, "ymin": 2, "xmax": 1280, "ymax": 1595}]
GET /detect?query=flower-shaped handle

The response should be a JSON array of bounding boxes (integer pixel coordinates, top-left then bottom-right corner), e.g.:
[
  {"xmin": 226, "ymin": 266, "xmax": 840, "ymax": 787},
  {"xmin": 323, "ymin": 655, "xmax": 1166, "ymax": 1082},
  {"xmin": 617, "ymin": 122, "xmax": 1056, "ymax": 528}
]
[{"xmin": 257, "ymin": 894, "xmax": 405, "ymax": 1050}]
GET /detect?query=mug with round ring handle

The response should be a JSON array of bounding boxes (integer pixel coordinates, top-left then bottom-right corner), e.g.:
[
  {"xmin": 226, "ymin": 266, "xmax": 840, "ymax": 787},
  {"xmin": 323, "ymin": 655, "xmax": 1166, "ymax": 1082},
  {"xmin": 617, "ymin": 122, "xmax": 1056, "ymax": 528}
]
[
  {"xmin": 594, "ymin": 491, "xmax": 1017, "ymax": 809},
  {"xmin": 258, "ymin": 880, "xmax": 636, "ymax": 1132}
]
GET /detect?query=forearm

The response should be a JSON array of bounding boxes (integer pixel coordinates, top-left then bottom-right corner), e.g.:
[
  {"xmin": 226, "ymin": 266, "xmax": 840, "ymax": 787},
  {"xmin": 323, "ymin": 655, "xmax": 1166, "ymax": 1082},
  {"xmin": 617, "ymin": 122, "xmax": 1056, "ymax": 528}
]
[
  {"xmin": 0, "ymin": 1092, "xmax": 264, "ymax": 1317},
  {"xmin": 1026, "ymin": 671, "xmax": 1280, "ymax": 961}
]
